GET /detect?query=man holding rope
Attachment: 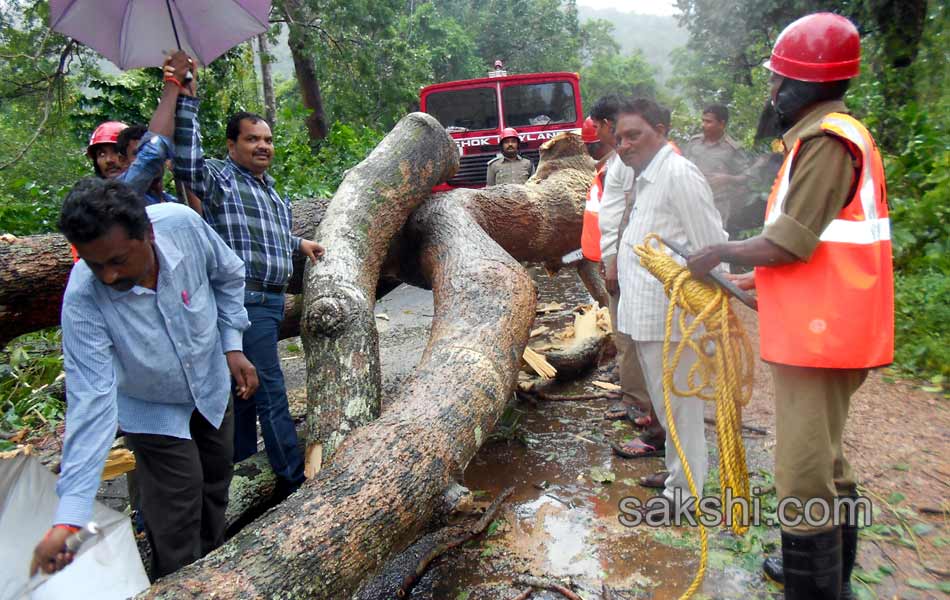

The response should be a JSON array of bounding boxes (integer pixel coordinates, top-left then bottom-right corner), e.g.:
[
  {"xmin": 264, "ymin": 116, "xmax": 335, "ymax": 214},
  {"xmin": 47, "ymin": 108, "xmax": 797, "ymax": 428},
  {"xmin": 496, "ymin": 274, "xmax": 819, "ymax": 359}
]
[{"xmin": 687, "ymin": 13, "xmax": 893, "ymax": 600}]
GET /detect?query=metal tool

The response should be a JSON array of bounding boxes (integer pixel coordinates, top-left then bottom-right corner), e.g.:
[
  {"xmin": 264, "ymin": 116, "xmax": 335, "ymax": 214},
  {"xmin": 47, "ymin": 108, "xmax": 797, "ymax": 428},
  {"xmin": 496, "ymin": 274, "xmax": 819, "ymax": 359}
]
[
  {"xmin": 660, "ymin": 237, "xmax": 758, "ymax": 311},
  {"xmin": 14, "ymin": 523, "xmax": 101, "ymax": 599}
]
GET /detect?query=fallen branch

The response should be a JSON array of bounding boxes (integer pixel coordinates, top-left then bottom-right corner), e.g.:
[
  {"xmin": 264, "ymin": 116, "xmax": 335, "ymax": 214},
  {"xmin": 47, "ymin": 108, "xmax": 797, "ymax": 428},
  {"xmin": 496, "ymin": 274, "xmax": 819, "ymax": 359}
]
[
  {"xmin": 513, "ymin": 576, "xmax": 583, "ymax": 600},
  {"xmin": 510, "ymin": 588, "xmax": 533, "ymax": 600},
  {"xmin": 394, "ymin": 487, "xmax": 514, "ymax": 598}
]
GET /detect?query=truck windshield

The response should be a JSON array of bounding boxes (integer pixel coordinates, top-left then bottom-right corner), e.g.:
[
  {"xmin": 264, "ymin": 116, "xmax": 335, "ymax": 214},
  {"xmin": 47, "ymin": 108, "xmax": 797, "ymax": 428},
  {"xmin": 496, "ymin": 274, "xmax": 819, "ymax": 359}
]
[
  {"xmin": 502, "ymin": 82, "xmax": 576, "ymax": 127},
  {"xmin": 425, "ymin": 87, "xmax": 498, "ymax": 132}
]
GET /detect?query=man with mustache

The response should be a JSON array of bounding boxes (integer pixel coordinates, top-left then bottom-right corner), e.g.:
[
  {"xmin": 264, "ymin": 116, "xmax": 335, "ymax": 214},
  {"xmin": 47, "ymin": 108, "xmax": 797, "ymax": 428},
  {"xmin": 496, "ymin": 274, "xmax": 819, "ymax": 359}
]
[
  {"xmin": 486, "ymin": 127, "xmax": 535, "ymax": 185},
  {"xmin": 613, "ymin": 97, "xmax": 727, "ymax": 512},
  {"xmin": 178, "ymin": 111, "xmax": 324, "ymax": 499},
  {"xmin": 31, "ymin": 178, "xmax": 256, "ymax": 578}
]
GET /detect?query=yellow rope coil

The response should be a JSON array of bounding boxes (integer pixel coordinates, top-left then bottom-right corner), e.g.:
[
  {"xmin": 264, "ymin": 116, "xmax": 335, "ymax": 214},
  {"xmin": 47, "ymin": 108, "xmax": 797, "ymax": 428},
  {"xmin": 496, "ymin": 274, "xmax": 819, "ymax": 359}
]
[{"xmin": 633, "ymin": 233, "xmax": 755, "ymax": 600}]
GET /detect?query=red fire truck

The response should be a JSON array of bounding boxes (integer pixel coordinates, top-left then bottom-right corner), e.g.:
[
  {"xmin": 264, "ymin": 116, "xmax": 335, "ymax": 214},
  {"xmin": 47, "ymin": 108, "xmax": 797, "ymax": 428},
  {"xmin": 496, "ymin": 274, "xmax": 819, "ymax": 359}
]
[{"xmin": 420, "ymin": 71, "xmax": 584, "ymax": 188}]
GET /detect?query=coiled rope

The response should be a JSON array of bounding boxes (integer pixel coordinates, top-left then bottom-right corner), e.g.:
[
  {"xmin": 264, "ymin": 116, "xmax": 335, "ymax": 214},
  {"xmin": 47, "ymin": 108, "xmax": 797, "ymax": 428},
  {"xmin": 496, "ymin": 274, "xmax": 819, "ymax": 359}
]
[{"xmin": 633, "ymin": 233, "xmax": 755, "ymax": 599}]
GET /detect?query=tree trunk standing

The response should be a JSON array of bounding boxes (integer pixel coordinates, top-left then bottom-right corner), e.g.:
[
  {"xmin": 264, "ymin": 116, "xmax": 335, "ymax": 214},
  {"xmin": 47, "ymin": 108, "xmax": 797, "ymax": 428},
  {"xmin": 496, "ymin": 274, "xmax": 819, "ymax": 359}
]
[
  {"xmin": 257, "ymin": 33, "xmax": 277, "ymax": 126},
  {"xmin": 301, "ymin": 112, "xmax": 458, "ymax": 469},
  {"xmin": 0, "ymin": 234, "xmax": 73, "ymax": 347},
  {"xmin": 278, "ymin": 0, "xmax": 329, "ymax": 142},
  {"xmin": 142, "ymin": 197, "xmax": 536, "ymax": 600}
]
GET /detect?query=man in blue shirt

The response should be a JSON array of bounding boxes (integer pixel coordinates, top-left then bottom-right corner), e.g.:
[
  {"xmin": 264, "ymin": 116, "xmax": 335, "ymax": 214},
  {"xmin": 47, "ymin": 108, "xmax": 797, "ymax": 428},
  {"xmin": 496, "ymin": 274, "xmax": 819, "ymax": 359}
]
[{"xmin": 30, "ymin": 178, "xmax": 258, "ymax": 579}]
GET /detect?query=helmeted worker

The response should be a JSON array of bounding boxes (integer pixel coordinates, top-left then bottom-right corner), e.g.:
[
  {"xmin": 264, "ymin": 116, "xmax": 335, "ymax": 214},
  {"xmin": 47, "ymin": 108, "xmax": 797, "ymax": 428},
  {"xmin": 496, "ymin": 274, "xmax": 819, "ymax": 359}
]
[
  {"xmin": 686, "ymin": 13, "xmax": 892, "ymax": 600},
  {"xmin": 486, "ymin": 127, "xmax": 534, "ymax": 185},
  {"xmin": 580, "ymin": 117, "xmax": 611, "ymax": 262},
  {"xmin": 87, "ymin": 121, "xmax": 129, "ymax": 179}
]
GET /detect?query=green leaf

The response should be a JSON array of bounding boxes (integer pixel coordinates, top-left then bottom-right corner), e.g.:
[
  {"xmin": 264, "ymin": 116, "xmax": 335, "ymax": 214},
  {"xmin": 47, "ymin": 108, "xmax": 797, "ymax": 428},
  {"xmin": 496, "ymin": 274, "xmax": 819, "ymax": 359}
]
[
  {"xmin": 589, "ymin": 466, "xmax": 616, "ymax": 484},
  {"xmin": 877, "ymin": 564, "xmax": 895, "ymax": 575},
  {"xmin": 886, "ymin": 492, "xmax": 906, "ymax": 505},
  {"xmin": 854, "ymin": 568, "xmax": 884, "ymax": 584},
  {"xmin": 911, "ymin": 522, "xmax": 934, "ymax": 536},
  {"xmin": 455, "ymin": 591, "xmax": 471, "ymax": 600},
  {"xmin": 938, "ymin": 581, "xmax": 950, "ymax": 593},
  {"xmin": 485, "ymin": 518, "xmax": 503, "ymax": 537},
  {"xmin": 891, "ymin": 463, "xmax": 910, "ymax": 472},
  {"xmin": 906, "ymin": 578, "xmax": 936, "ymax": 590},
  {"xmin": 921, "ymin": 385, "xmax": 943, "ymax": 393}
]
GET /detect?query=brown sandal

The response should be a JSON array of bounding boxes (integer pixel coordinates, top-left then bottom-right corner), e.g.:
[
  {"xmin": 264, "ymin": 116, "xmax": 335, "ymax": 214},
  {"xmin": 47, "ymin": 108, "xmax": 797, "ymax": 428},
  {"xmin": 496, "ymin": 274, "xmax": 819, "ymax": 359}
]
[
  {"xmin": 638, "ymin": 470, "xmax": 669, "ymax": 489},
  {"xmin": 610, "ymin": 437, "xmax": 665, "ymax": 459}
]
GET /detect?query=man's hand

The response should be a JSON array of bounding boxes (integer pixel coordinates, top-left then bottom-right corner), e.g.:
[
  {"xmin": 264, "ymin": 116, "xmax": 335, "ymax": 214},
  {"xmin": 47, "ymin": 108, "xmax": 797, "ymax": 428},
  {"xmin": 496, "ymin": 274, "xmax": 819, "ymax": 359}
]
[
  {"xmin": 226, "ymin": 351, "xmax": 259, "ymax": 400},
  {"xmin": 687, "ymin": 245, "xmax": 725, "ymax": 279},
  {"xmin": 30, "ymin": 527, "xmax": 75, "ymax": 576},
  {"xmin": 299, "ymin": 239, "xmax": 325, "ymax": 264},
  {"xmin": 725, "ymin": 271, "xmax": 756, "ymax": 291},
  {"xmin": 602, "ymin": 255, "xmax": 620, "ymax": 296}
]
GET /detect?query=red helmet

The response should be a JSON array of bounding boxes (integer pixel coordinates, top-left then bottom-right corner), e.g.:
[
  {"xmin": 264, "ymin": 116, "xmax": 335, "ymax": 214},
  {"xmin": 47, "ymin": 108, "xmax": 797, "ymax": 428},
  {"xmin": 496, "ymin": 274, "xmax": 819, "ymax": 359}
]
[
  {"xmin": 765, "ymin": 13, "xmax": 860, "ymax": 82},
  {"xmin": 500, "ymin": 127, "xmax": 520, "ymax": 143},
  {"xmin": 86, "ymin": 121, "xmax": 128, "ymax": 158},
  {"xmin": 581, "ymin": 117, "xmax": 599, "ymax": 144}
]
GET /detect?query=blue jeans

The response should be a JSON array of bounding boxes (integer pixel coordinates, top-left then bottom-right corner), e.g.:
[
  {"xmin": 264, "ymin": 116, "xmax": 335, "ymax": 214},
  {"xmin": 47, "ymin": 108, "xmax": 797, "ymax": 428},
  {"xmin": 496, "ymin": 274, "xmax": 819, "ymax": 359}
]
[{"xmin": 234, "ymin": 290, "xmax": 304, "ymax": 486}]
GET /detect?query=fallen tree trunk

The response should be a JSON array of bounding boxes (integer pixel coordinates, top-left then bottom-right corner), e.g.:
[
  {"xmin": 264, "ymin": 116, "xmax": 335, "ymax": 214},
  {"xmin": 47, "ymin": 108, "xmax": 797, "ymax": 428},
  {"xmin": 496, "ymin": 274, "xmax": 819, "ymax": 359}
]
[
  {"xmin": 0, "ymin": 199, "xmax": 329, "ymax": 348},
  {"xmin": 301, "ymin": 112, "xmax": 458, "ymax": 470},
  {"xmin": 6, "ymin": 122, "xmax": 597, "ymax": 597},
  {"xmin": 143, "ymin": 195, "xmax": 537, "ymax": 599}
]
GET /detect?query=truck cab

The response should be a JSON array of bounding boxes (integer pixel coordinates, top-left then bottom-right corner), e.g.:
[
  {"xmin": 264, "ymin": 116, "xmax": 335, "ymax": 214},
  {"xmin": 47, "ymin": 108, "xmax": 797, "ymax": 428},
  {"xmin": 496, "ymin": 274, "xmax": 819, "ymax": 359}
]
[{"xmin": 420, "ymin": 71, "xmax": 583, "ymax": 188}]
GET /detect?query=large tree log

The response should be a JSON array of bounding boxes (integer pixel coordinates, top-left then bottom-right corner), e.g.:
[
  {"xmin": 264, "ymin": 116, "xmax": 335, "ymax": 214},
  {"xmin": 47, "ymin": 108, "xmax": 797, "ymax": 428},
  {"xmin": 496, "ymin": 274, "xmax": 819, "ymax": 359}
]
[
  {"xmin": 0, "ymin": 199, "xmax": 328, "ymax": 348},
  {"xmin": 143, "ymin": 195, "xmax": 537, "ymax": 599},
  {"xmin": 143, "ymin": 130, "xmax": 593, "ymax": 599},
  {"xmin": 301, "ymin": 112, "xmax": 458, "ymax": 468}
]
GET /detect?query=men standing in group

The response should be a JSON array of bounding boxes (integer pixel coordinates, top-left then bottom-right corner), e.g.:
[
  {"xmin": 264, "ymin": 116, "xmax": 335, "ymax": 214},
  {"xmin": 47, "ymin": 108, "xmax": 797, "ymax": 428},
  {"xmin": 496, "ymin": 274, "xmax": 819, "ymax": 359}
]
[
  {"xmin": 688, "ymin": 14, "xmax": 890, "ymax": 599},
  {"xmin": 684, "ymin": 104, "xmax": 747, "ymax": 232},
  {"xmin": 179, "ymin": 109, "xmax": 325, "ymax": 498},
  {"xmin": 589, "ymin": 95, "xmax": 657, "ymax": 449},
  {"xmin": 486, "ymin": 127, "xmax": 535, "ymax": 185},
  {"xmin": 31, "ymin": 178, "xmax": 257, "ymax": 578},
  {"xmin": 614, "ymin": 97, "xmax": 727, "ymax": 508}
]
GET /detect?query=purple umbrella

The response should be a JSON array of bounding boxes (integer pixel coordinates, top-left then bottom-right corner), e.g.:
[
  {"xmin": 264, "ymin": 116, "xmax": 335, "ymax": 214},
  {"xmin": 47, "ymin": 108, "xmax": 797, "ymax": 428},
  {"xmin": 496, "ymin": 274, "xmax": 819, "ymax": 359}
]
[{"xmin": 49, "ymin": 0, "xmax": 272, "ymax": 70}]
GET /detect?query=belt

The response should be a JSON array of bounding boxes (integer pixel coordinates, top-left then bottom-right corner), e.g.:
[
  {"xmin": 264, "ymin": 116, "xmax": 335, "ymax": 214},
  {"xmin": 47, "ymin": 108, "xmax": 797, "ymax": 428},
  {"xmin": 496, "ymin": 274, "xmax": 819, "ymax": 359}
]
[{"xmin": 245, "ymin": 280, "xmax": 287, "ymax": 294}]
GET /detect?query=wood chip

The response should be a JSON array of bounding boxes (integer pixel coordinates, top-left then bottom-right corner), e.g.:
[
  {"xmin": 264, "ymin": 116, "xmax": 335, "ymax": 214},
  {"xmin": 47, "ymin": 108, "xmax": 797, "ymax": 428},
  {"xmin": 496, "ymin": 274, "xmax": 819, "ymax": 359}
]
[
  {"xmin": 535, "ymin": 302, "xmax": 565, "ymax": 314},
  {"xmin": 591, "ymin": 380, "xmax": 621, "ymax": 391},
  {"xmin": 529, "ymin": 326, "xmax": 550, "ymax": 338},
  {"xmin": 101, "ymin": 448, "xmax": 136, "ymax": 480},
  {"xmin": 523, "ymin": 347, "xmax": 557, "ymax": 379}
]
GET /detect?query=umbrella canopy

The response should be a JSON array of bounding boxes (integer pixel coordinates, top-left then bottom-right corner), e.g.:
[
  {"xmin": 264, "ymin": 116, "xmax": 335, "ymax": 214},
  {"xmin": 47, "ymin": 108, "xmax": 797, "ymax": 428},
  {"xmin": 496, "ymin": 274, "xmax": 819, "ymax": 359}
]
[{"xmin": 50, "ymin": 0, "xmax": 272, "ymax": 70}]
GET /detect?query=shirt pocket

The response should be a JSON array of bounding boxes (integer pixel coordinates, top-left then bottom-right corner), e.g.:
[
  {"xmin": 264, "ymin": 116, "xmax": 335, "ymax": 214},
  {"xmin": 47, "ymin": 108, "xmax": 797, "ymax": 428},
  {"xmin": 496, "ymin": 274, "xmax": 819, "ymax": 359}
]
[{"xmin": 181, "ymin": 279, "xmax": 216, "ymax": 344}]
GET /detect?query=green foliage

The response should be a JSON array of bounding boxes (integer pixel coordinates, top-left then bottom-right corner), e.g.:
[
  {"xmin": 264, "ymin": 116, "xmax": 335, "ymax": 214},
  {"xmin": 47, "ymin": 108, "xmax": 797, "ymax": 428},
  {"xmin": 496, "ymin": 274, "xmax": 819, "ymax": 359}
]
[
  {"xmin": 580, "ymin": 51, "xmax": 657, "ymax": 114},
  {"xmin": 271, "ymin": 100, "xmax": 383, "ymax": 199},
  {"xmin": 892, "ymin": 271, "xmax": 950, "ymax": 379},
  {"xmin": 0, "ymin": 330, "xmax": 65, "ymax": 441}
]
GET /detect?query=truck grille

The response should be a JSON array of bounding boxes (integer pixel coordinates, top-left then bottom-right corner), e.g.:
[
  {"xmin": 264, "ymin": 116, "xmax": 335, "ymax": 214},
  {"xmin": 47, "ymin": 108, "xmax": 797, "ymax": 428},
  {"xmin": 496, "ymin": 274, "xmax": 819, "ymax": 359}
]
[{"xmin": 448, "ymin": 150, "xmax": 541, "ymax": 187}]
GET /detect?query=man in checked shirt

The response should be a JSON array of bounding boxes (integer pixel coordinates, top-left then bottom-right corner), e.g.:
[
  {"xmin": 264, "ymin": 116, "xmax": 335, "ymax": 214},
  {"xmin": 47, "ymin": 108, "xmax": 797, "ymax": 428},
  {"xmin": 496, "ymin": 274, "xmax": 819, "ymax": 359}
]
[{"xmin": 177, "ymin": 108, "xmax": 324, "ymax": 499}]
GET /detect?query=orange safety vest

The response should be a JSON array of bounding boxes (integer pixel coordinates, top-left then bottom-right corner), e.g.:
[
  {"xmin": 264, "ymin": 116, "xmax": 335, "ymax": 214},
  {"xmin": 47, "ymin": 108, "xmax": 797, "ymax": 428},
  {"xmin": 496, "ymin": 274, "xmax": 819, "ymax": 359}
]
[
  {"xmin": 755, "ymin": 112, "xmax": 893, "ymax": 369},
  {"xmin": 581, "ymin": 161, "xmax": 607, "ymax": 261}
]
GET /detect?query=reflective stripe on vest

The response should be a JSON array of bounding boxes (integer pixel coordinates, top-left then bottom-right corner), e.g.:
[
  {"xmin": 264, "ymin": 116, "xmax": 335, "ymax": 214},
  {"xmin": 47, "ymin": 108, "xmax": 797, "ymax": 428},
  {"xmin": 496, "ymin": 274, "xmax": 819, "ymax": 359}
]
[
  {"xmin": 755, "ymin": 112, "xmax": 894, "ymax": 369},
  {"xmin": 581, "ymin": 163, "xmax": 607, "ymax": 261}
]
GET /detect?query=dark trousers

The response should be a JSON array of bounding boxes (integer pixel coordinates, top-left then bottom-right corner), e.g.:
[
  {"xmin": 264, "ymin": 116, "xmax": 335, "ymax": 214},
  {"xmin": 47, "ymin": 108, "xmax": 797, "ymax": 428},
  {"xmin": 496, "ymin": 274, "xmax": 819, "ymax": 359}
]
[
  {"xmin": 125, "ymin": 404, "xmax": 234, "ymax": 579},
  {"xmin": 234, "ymin": 290, "xmax": 305, "ymax": 487}
]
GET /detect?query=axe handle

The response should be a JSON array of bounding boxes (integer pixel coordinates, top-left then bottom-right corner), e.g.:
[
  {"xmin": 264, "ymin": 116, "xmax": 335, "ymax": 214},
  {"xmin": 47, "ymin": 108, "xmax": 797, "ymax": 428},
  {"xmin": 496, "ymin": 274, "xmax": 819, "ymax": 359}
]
[{"xmin": 660, "ymin": 237, "xmax": 758, "ymax": 311}]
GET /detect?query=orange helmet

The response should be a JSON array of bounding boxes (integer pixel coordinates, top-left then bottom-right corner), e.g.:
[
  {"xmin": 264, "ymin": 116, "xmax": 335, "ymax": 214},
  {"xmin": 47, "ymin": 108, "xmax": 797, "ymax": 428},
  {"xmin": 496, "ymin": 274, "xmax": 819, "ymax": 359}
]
[
  {"xmin": 765, "ymin": 13, "xmax": 860, "ymax": 82},
  {"xmin": 86, "ymin": 121, "xmax": 128, "ymax": 158},
  {"xmin": 500, "ymin": 127, "xmax": 520, "ymax": 143},
  {"xmin": 581, "ymin": 117, "xmax": 599, "ymax": 144}
]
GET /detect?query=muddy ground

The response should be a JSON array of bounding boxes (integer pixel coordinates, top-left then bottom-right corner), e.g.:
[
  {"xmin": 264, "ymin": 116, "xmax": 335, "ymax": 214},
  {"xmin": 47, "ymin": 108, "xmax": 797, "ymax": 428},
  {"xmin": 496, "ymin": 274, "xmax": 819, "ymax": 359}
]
[
  {"xmin": 296, "ymin": 266, "xmax": 946, "ymax": 600},
  {"xmin": 21, "ymin": 265, "xmax": 949, "ymax": 599}
]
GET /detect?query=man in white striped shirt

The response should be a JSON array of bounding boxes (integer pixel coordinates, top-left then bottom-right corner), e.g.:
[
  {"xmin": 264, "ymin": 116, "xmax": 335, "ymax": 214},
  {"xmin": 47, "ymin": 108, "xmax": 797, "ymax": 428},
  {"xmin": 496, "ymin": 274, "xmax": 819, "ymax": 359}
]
[{"xmin": 614, "ymin": 98, "xmax": 728, "ymax": 508}]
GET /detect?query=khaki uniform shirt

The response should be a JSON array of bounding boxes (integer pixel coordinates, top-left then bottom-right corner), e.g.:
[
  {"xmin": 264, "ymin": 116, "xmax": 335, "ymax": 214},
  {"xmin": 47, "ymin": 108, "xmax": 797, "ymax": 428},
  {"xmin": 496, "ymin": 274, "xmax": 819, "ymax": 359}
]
[
  {"xmin": 762, "ymin": 100, "xmax": 859, "ymax": 260},
  {"xmin": 684, "ymin": 133, "xmax": 747, "ymax": 222},
  {"xmin": 486, "ymin": 155, "xmax": 535, "ymax": 186}
]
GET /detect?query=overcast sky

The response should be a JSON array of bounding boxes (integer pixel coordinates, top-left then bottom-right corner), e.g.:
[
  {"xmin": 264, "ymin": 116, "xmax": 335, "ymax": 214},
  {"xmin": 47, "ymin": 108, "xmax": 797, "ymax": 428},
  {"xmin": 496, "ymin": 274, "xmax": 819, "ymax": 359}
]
[{"xmin": 576, "ymin": 0, "xmax": 678, "ymax": 16}]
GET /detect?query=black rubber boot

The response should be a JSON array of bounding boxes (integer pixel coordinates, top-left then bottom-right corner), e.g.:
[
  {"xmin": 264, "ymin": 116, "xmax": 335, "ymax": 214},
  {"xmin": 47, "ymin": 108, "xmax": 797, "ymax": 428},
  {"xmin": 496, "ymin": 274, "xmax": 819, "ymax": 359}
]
[
  {"xmin": 781, "ymin": 527, "xmax": 843, "ymax": 599},
  {"xmin": 762, "ymin": 553, "xmax": 784, "ymax": 585}
]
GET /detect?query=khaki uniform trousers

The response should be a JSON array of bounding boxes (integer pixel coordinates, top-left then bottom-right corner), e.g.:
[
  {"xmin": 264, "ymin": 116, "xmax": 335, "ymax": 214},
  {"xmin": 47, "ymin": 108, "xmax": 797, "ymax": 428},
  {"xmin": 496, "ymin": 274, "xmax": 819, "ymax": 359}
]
[
  {"xmin": 772, "ymin": 363, "xmax": 868, "ymax": 533},
  {"xmin": 608, "ymin": 290, "xmax": 651, "ymax": 414}
]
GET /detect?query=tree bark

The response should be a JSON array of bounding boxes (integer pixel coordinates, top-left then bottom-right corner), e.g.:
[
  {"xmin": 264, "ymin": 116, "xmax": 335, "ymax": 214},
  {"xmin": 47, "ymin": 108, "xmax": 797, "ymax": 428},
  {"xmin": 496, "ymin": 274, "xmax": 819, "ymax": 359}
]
[
  {"xmin": 142, "ymin": 195, "xmax": 537, "ymax": 599},
  {"xmin": 278, "ymin": 0, "xmax": 329, "ymax": 142},
  {"xmin": 257, "ymin": 33, "xmax": 277, "ymax": 126},
  {"xmin": 301, "ymin": 112, "xmax": 458, "ymax": 466},
  {"xmin": 141, "ymin": 129, "xmax": 594, "ymax": 600}
]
